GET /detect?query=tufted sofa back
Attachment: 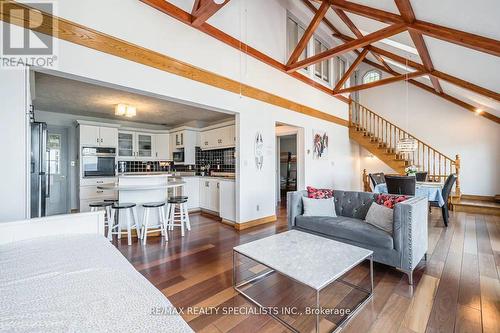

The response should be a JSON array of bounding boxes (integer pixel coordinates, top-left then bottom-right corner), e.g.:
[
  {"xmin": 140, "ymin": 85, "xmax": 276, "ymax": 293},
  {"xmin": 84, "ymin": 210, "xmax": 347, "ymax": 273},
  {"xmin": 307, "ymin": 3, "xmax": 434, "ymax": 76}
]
[
  {"xmin": 287, "ymin": 190, "xmax": 379, "ymax": 228},
  {"xmin": 332, "ymin": 190, "xmax": 377, "ymax": 219}
]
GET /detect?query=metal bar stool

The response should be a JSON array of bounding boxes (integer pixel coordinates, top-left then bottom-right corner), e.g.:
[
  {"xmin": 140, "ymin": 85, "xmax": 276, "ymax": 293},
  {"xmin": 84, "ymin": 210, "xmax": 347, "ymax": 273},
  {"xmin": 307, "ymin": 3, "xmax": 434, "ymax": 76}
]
[
  {"xmin": 166, "ymin": 196, "xmax": 190, "ymax": 237},
  {"xmin": 109, "ymin": 203, "xmax": 140, "ymax": 245},
  {"xmin": 89, "ymin": 201, "xmax": 113, "ymax": 237},
  {"xmin": 141, "ymin": 202, "xmax": 167, "ymax": 244}
]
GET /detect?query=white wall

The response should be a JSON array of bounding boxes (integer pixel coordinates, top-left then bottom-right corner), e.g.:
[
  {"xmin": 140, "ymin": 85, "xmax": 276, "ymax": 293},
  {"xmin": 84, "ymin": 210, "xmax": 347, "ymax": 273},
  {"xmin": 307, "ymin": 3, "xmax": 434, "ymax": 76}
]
[
  {"xmin": 0, "ymin": 0, "xmax": 362, "ymax": 223},
  {"xmin": 0, "ymin": 69, "xmax": 29, "ymax": 222},
  {"xmin": 358, "ymin": 67, "xmax": 500, "ymax": 196}
]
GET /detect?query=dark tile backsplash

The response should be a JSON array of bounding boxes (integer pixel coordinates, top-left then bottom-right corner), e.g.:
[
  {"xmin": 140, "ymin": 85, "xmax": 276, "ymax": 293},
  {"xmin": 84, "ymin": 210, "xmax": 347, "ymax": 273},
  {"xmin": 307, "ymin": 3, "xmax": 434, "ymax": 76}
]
[{"xmin": 119, "ymin": 147, "xmax": 235, "ymax": 174}]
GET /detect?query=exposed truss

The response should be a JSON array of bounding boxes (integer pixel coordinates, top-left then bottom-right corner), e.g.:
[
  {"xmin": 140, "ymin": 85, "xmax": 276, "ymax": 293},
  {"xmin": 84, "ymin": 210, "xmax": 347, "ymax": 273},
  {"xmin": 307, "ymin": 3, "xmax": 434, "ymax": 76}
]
[
  {"xmin": 191, "ymin": 0, "xmax": 230, "ymax": 27},
  {"xmin": 141, "ymin": 0, "xmax": 500, "ymax": 124}
]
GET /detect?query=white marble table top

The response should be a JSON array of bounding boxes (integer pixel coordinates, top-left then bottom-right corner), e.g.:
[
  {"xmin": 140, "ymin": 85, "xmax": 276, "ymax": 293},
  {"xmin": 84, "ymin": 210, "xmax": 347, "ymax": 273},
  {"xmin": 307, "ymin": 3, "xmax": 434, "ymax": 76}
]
[
  {"xmin": 233, "ymin": 230, "xmax": 373, "ymax": 290},
  {"xmin": 97, "ymin": 181, "xmax": 185, "ymax": 191}
]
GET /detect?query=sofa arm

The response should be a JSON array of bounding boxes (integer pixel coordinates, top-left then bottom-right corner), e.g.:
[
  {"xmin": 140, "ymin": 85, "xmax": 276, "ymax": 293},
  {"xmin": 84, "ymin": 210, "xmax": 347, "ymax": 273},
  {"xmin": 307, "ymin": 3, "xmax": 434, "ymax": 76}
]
[
  {"xmin": 287, "ymin": 191, "xmax": 307, "ymax": 229},
  {"xmin": 393, "ymin": 196, "xmax": 428, "ymax": 271}
]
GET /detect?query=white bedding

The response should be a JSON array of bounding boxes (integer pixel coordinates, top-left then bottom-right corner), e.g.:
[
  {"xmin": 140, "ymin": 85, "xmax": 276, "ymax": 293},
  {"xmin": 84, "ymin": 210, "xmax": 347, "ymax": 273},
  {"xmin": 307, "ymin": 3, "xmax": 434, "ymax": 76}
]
[{"xmin": 0, "ymin": 234, "xmax": 193, "ymax": 333}]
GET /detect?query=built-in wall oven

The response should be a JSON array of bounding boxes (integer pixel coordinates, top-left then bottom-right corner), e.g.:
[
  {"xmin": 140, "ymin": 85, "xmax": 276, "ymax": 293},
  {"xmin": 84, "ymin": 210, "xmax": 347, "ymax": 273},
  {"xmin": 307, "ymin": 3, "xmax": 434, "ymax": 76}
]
[{"xmin": 82, "ymin": 147, "xmax": 116, "ymax": 178}]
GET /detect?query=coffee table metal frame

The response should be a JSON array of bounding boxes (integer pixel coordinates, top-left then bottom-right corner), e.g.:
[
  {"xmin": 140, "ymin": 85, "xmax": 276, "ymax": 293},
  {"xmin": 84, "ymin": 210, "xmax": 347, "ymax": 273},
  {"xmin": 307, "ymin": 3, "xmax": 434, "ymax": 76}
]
[{"xmin": 233, "ymin": 249, "xmax": 373, "ymax": 333}]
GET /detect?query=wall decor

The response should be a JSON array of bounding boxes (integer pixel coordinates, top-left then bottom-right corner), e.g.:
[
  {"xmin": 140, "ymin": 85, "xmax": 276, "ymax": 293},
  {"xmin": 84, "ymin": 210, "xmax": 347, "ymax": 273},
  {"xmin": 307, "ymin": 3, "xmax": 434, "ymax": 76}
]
[
  {"xmin": 254, "ymin": 132, "xmax": 264, "ymax": 170},
  {"xmin": 313, "ymin": 130, "xmax": 329, "ymax": 159}
]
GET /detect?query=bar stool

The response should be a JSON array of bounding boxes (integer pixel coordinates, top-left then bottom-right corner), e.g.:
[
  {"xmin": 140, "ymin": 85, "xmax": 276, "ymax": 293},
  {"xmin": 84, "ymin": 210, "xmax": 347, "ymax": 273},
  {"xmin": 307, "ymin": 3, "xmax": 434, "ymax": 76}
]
[
  {"xmin": 141, "ymin": 202, "xmax": 167, "ymax": 244},
  {"xmin": 166, "ymin": 196, "xmax": 191, "ymax": 237},
  {"xmin": 89, "ymin": 202, "xmax": 113, "ymax": 237},
  {"xmin": 109, "ymin": 203, "xmax": 140, "ymax": 245}
]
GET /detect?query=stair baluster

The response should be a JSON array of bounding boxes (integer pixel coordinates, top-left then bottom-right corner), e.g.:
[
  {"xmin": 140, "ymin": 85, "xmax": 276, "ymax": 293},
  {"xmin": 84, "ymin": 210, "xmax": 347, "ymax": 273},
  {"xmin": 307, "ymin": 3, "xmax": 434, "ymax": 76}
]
[{"xmin": 349, "ymin": 100, "xmax": 461, "ymax": 197}]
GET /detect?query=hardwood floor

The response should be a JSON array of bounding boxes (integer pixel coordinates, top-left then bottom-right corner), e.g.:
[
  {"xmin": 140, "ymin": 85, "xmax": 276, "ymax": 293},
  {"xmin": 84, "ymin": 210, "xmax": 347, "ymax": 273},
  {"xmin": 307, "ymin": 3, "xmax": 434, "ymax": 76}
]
[{"xmin": 113, "ymin": 205, "xmax": 500, "ymax": 333}]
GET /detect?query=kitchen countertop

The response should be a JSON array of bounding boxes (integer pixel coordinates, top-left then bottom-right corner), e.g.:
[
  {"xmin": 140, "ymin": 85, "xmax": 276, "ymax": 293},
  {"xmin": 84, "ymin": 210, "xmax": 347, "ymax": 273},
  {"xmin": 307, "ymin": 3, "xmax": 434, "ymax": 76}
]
[
  {"xmin": 182, "ymin": 175, "xmax": 235, "ymax": 181},
  {"xmin": 97, "ymin": 181, "xmax": 185, "ymax": 191},
  {"xmin": 119, "ymin": 172, "xmax": 172, "ymax": 177}
]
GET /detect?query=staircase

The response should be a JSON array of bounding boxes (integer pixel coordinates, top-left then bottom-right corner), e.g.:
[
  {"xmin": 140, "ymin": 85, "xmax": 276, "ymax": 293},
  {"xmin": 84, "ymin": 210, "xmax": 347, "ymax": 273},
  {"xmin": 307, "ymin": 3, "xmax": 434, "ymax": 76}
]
[{"xmin": 348, "ymin": 100, "xmax": 461, "ymax": 199}]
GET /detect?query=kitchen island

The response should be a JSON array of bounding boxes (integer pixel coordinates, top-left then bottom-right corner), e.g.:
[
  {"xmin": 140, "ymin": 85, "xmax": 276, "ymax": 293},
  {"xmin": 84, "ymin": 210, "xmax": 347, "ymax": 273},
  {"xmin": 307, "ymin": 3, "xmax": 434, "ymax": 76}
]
[{"xmin": 98, "ymin": 174, "xmax": 185, "ymax": 228}]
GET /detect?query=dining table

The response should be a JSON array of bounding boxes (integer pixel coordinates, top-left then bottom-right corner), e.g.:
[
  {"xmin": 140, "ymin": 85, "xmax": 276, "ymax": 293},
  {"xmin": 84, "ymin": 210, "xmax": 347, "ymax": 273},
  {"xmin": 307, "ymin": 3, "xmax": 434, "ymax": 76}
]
[{"xmin": 374, "ymin": 181, "xmax": 445, "ymax": 207}]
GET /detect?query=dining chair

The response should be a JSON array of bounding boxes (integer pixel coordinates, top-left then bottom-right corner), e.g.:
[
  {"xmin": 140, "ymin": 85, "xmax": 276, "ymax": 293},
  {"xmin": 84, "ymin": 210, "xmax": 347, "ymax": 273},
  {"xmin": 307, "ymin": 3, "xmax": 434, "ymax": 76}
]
[
  {"xmin": 430, "ymin": 174, "xmax": 457, "ymax": 227},
  {"xmin": 415, "ymin": 171, "xmax": 428, "ymax": 182},
  {"xmin": 369, "ymin": 172, "xmax": 386, "ymax": 188},
  {"xmin": 385, "ymin": 175, "xmax": 416, "ymax": 196}
]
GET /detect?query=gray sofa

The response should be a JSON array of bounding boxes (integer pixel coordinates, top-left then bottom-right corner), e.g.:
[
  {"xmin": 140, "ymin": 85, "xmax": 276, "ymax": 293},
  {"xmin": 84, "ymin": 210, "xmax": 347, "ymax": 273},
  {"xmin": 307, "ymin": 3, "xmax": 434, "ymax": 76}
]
[{"xmin": 287, "ymin": 190, "xmax": 428, "ymax": 284}]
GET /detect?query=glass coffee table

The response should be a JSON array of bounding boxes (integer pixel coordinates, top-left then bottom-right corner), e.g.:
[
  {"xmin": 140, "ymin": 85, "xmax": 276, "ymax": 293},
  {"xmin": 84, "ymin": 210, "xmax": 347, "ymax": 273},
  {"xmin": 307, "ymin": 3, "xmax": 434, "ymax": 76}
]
[{"xmin": 233, "ymin": 230, "xmax": 373, "ymax": 333}]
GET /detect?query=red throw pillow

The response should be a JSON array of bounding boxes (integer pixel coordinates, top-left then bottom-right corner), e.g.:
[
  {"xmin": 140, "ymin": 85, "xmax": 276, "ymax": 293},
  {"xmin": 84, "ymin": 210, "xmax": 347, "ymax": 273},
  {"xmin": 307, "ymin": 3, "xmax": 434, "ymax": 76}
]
[
  {"xmin": 376, "ymin": 194, "xmax": 409, "ymax": 209},
  {"xmin": 307, "ymin": 186, "xmax": 334, "ymax": 199}
]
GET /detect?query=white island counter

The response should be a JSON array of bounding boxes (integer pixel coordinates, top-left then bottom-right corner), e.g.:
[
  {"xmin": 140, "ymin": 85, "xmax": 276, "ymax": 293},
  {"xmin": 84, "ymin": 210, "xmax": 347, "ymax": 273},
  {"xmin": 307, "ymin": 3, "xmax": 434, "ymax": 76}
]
[{"xmin": 98, "ymin": 174, "xmax": 184, "ymax": 228}]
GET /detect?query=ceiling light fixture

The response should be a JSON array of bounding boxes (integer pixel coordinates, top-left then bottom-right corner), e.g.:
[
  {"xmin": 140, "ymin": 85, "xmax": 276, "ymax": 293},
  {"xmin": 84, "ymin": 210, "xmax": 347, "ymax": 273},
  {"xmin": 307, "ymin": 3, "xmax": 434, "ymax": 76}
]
[
  {"xmin": 125, "ymin": 105, "xmax": 137, "ymax": 117},
  {"xmin": 115, "ymin": 104, "xmax": 137, "ymax": 117},
  {"xmin": 115, "ymin": 104, "xmax": 127, "ymax": 116},
  {"xmin": 475, "ymin": 108, "xmax": 482, "ymax": 116},
  {"xmin": 213, "ymin": 0, "xmax": 225, "ymax": 4}
]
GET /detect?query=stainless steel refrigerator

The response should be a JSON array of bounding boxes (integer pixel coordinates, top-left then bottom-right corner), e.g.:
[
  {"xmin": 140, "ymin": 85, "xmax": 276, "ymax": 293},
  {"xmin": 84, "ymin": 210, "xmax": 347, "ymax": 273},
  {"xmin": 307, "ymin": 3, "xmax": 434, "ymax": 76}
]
[{"xmin": 30, "ymin": 122, "xmax": 49, "ymax": 218}]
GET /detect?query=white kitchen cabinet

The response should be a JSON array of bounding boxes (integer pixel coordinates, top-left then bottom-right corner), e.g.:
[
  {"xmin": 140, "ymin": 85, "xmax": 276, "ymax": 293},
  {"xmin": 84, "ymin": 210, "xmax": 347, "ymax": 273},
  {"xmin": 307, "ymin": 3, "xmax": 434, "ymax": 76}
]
[
  {"xmin": 200, "ymin": 125, "xmax": 236, "ymax": 150},
  {"xmin": 154, "ymin": 133, "xmax": 170, "ymax": 160},
  {"xmin": 118, "ymin": 131, "xmax": 159, "ymax": 160},
  {"xmin": 219, "ymin": 180, "xmax": 235, "ymax": 222},
  {"xmin": 171, "ymin": 130, "xmax": 197, "ymax": 165},
  {"xmin": 199, "ymin": 178, "xmax": 219, "ymax": 212},
  {"xmin": 79, "ymin": 177, "xmax": 117, "ymax": 212},
  {"xmin": 182, "ymin": 177, "xmax": 200, "ymax": 210},
  {"xmin": 80, "ymin": 125, "xmax": 118, "ymax": 147}
]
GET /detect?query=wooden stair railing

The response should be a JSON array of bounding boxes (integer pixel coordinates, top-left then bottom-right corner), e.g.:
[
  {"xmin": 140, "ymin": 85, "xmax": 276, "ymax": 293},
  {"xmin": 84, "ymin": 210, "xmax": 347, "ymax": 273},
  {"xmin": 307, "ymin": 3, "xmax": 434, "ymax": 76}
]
[{"xmin": 349, "ymin": 100, "xmax": 461, "ymax": 197}]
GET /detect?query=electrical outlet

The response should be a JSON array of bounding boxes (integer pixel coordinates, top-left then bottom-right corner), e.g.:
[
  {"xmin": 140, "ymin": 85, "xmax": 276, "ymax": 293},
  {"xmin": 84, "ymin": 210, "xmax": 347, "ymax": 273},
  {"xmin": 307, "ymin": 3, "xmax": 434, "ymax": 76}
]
[{"xmin": 256, "ymin": 204, "xmax": 260, "ymax": 211}]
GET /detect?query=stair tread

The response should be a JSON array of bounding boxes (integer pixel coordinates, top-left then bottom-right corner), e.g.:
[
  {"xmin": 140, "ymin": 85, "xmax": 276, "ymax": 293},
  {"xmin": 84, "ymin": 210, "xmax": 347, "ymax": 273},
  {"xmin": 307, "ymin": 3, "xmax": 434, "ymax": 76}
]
[{"xmin": 454, "ymin": 199, "xmax": 500, "ymax": 209}]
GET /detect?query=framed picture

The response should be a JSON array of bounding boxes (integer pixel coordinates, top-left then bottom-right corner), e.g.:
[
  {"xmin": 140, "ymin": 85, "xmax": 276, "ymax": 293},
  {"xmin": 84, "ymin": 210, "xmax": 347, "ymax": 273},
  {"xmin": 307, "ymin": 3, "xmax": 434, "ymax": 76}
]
[{"xmin": 312, "ymin": 130, "xmax": 328, "ymax": 159}]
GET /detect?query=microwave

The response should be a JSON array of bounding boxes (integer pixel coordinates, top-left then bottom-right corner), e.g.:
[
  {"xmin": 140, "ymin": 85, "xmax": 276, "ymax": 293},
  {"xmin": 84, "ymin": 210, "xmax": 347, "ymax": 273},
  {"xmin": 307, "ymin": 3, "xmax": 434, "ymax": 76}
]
[
  {"xmin": 172, "ymin": 151, "xmax": 184, "ymax": 163},
  {"xmin": 82, "ymin": 147, "xmax": 116, "ymax": 178}
]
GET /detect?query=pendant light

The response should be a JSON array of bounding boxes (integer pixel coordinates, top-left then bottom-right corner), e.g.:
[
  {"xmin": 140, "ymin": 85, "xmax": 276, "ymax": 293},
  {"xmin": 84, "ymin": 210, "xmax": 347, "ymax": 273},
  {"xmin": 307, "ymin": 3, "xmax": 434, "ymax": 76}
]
[{"xmin": 396, "ymin": 57, "xmax": 417, "ymax": 153}]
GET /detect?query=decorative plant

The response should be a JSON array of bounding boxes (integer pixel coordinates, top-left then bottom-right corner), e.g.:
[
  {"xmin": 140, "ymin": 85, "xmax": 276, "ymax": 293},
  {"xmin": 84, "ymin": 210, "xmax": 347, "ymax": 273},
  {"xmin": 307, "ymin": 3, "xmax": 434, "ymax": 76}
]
[{"xmin": 405, "ymin": 165, "xmax": 417, "ymax": 176}]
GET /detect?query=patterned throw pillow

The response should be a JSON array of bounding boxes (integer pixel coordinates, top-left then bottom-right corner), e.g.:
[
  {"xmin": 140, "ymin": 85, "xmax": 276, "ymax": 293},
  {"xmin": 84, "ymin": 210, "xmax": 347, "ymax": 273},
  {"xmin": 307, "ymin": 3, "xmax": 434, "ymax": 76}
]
[
  {"xmin": 376, "ymin": 194, "xmax": 409, "ymax": 209},
  {"xmin": 307, "ymin": 186, "xmax": 334, "ymax": 199}
]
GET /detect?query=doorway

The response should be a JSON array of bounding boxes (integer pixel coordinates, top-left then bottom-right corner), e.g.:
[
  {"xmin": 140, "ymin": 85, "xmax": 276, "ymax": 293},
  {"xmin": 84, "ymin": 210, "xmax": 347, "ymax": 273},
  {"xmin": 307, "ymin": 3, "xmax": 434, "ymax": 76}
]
[
  {"xmin": 46, "ymin": 126, "xmax": 70, "ymax": 215},
  {"xmin": 275, "ymin": 123, "xmax": 304, "ymax": 206}
]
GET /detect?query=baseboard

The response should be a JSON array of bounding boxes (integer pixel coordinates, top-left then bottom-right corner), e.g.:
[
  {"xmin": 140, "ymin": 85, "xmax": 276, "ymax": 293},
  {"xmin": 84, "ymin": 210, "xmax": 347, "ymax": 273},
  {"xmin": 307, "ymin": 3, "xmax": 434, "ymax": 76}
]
[
  {"xmin": 221, "ymin": 219, "xmax": 235, "ymax": 227},
  {"xmin": 234, "ymin": 215, "xmax": 277, "ymax": 230}
]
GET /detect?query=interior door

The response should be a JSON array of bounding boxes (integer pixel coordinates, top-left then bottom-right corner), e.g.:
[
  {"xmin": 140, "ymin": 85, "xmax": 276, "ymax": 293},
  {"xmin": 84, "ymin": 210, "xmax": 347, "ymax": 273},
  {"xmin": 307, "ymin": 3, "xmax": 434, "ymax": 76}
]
[{"xmin": 46, "ymin": 126, "xmax": 69, "ymax": 215}]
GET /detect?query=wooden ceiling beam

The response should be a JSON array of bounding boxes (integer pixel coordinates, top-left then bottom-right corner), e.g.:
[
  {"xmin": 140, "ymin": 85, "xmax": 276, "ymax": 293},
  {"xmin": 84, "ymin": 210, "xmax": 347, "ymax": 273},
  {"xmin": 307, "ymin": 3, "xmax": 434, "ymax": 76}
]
[
  {"xmin": 333, "ymin": 48, "xmax": 369, "ymax": 92},
  {"xmin": 408, "ymin": 21, "xmax": 500, "ymax": 57},
  {"xmin": 287, "ymin": 0, "xmax": 330, "ymax": 66},
  {"xmin": 328, "ymin": 0, "xmax": 500, "ymax": 57},
  {"xmin": 364, "ymin": 59, "xmax": 500, "ymax": 123},
  {"xmin": 332, "ymin": 8, "xmax": 393, "ymax": 72},
  {"xmin": 287, "ymin": 23, "xmax": 406, "ymax": 72},
  {"xmin": 191, "ymin": 0, "xmax": 230, "ymax": 27},
  {"xmin": 333, "ymin": 70, "xmax": 426, "ymax": 95},
  {"xmin": 394, "ymin": 0, "xmax": 442, "ymax": 93}
]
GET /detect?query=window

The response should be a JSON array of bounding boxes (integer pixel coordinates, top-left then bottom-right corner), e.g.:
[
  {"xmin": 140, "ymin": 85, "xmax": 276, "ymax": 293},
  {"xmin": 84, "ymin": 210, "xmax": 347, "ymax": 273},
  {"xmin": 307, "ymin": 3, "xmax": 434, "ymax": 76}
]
[
  {"xmin": 287, "ymin": 17, "xmax": 307, "ymax": 63},
  {"xmin": 286, "ymin": 13, "xmax": 333, "ymax": 86},
  {"xmin": 336, "ymin": 57, "xmax": 347, "ymax": 88},
  {"xmin": 47, "ymin": 134, "xmax": 61, "ymax": 175},
  {"xmin": 313, "ymin": 38, "xmax": 330, "ymax": 83},
  {"xmin": 362, "ymin": 70, "xmax": 381, "ymax": 84}
]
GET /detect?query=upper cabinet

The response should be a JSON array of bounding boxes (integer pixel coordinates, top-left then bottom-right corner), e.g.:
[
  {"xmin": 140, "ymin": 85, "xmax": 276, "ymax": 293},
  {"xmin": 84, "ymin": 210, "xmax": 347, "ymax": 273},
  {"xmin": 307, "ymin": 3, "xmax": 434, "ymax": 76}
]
[
  {"xmin": 170, "ymin": 130, "xmax": 197, "ymax": 165},
  {"xmin": 200, "ymin": 125, "xmax": 235, "ymax": 150},
  {"xmin": 118, "ymin": 131, "xmax": 167, "ymax": 161},
  {"xmin": 80, "ymin": 125, "xmax": 118, "ymax": 147},
  {"xmin": 154, "ymin": 133, "xmax": 170, "ymax": 160}
]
